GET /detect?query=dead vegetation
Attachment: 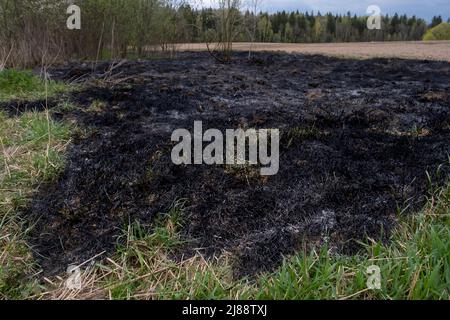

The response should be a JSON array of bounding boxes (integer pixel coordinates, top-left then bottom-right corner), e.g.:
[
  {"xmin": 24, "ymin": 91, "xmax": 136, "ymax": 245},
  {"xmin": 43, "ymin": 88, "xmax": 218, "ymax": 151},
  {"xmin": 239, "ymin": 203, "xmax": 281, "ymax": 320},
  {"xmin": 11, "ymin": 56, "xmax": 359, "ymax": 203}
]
[
  {"xmin": 205, "ymin": 0, "xmax": 242, "ymax": 63},
  {"xmin": 1, "ymin": 52, "xmax": 447, "ymax": 279},
  {"xmin": 0, "ymin": 0, "xmax": 192, "ymax": 68}
]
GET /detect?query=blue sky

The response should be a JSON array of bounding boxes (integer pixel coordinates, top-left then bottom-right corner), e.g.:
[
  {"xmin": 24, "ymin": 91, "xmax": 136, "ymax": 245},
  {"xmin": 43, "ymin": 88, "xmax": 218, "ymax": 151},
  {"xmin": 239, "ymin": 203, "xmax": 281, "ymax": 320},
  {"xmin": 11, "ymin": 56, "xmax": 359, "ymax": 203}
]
[{"xmin": 196, "ymin": 0, "xmax": 450, "ymax": 21}]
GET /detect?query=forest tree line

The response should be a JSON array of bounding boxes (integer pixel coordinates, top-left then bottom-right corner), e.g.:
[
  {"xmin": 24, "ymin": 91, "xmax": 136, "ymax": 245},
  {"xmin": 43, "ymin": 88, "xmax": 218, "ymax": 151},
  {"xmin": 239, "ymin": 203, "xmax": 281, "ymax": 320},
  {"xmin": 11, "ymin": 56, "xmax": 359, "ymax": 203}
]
[
  {"xmin": 0, "ymin": 0, "xmax": 448, "ymax": 68},
  {"xmin": 191, "ymin": 9, "xmax": 447, "ymax": 43}
]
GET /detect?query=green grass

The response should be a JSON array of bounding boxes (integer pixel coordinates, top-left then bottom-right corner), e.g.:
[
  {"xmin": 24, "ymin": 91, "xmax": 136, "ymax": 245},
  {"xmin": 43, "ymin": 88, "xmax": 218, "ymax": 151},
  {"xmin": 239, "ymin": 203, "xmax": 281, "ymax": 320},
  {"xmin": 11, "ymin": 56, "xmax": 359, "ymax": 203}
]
[
  {"xmin": 257, "ymin": 186, "xmax": 449, "ymax": 299},
  {"xmin": 0, "ymin": 69, "xmax": 68, "ymax": 102},
  {"xmin": 0, "ymin": 110, "xmax": 71, "ymax": 299}
]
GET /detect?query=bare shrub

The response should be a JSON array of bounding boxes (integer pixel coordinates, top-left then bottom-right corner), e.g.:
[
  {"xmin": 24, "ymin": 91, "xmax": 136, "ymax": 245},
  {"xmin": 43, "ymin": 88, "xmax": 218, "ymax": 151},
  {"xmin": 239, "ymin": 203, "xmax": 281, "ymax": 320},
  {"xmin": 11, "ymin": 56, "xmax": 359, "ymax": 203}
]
[
  {"xmin": 206, "ymin": 0, "xmax": 242, "ymax": 63},
  {"xmin": 0, "ymin": 0, "xmax": 69, "ymax": 68},
  {"xmin": 0, "ymin": 0, "xmax": 191, "ymax": 68}
]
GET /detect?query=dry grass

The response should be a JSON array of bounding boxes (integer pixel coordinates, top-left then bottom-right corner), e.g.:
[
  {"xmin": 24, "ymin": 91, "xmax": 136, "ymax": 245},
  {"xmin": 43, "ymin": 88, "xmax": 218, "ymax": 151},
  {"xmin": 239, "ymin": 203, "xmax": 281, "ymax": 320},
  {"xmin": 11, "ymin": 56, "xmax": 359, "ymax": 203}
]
[
  {"xmin": 179, "ymin": 41, "xmax": 450, "ymax": 62},
  {"xmin": 36, "ymin": 212, "xmax": 253, "ymax": 300}
]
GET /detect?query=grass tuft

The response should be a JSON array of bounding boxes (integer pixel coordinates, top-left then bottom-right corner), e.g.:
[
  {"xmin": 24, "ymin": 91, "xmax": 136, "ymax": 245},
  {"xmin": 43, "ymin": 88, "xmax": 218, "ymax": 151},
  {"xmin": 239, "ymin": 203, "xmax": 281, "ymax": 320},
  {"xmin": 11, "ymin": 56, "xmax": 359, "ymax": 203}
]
[
  {"xmin": 256, "ymin": 180, "xmax": 449, "ymax": 300},
  {"xmin": 0, "ymin": 69, "xmax": 67, "ymax": 102}
]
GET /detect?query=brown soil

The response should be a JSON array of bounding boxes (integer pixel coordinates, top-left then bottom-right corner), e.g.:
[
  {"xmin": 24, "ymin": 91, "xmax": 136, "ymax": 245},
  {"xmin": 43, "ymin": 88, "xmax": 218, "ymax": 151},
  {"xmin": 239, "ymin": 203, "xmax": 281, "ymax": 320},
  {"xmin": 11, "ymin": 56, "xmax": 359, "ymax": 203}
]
[{"xmin": 179, "ymin": 41, "xmax": 450, "ymax": 62}]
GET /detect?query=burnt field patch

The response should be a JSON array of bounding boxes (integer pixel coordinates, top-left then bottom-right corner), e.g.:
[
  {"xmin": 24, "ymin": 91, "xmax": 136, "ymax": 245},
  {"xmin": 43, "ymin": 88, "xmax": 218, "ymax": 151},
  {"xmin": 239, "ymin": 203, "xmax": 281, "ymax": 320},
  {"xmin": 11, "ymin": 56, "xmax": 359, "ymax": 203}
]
[{"xmin": 2, "ymin": 52, "xmax": 449, "ymax": 277}]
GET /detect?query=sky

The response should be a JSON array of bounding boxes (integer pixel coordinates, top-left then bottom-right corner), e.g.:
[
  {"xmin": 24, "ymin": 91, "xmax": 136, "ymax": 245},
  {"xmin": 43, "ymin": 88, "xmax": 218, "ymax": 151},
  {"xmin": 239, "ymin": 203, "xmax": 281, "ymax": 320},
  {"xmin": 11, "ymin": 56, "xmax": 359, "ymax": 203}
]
[{"xmin": 195, "ymin": 0, "xmax": 450, "ymax": 21}]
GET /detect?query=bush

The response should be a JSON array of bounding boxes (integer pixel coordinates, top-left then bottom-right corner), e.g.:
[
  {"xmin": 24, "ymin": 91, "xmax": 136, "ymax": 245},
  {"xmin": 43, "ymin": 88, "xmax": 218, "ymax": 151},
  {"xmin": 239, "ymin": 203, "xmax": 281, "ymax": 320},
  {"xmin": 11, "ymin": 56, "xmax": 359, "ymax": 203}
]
[{"xmin": 423, "ymin": 22, "xmax": 450, "ymax": 41}]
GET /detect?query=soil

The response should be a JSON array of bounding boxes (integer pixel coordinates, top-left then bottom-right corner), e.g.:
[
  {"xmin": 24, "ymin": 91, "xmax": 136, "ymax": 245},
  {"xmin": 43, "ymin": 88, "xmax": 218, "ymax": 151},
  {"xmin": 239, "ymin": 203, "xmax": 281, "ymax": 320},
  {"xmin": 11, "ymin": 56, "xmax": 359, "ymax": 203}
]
[
  {"xmin": 2, "ymin": 51, "xmax": 449, "ymax": 277},
  {"xmin": 180, "ymin": 41, "xmax": 450, "ymax": 62}
]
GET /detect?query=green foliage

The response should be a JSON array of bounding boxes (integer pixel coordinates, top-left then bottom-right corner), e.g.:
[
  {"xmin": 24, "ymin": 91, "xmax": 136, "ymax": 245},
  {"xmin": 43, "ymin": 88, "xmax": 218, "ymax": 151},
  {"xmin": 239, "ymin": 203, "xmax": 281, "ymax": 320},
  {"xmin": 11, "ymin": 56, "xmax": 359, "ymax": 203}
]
[
  {"xmin": 423, "ymin": 23, "xmax": 450, "ymax": 41},
  {"xmin": 257, "ymin": 15, "xmax": 274, "ymax": 42}
]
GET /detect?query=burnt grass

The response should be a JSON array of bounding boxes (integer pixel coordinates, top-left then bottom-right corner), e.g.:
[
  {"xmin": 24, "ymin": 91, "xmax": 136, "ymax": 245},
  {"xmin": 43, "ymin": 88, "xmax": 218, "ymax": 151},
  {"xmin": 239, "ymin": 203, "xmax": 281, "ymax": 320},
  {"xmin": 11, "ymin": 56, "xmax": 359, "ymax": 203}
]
[{"xmin": 2, "ymin": 52, "xmax": 449, "ymax": 277}]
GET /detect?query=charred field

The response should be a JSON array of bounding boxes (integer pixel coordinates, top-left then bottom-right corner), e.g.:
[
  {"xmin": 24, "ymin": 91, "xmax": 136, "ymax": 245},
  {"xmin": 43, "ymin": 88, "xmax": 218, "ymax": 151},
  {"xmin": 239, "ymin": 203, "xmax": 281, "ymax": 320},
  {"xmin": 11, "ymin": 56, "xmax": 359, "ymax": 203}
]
[{"xmin": 2, "ymin": 51, "xmax": 449, "ymax": 277}]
